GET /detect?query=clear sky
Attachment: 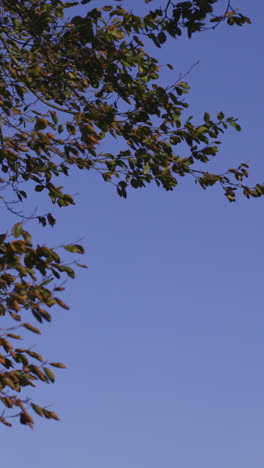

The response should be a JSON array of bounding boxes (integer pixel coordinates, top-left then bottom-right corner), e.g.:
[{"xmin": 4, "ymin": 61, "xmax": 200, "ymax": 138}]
[{"xmin": 1, "ymin": 1, "xmax": 264, "ymax": 467}]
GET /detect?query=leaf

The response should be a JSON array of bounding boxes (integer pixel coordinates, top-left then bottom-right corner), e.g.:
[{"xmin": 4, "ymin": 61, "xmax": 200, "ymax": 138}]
[
  {"xmin": 35, "ymin": 118, "xmax": 48, "ymax": 130},
  {"xmin": 7, "ymin": 334, "xmax": 22, "ymax": 340},
  {"xmin": 217, "ymin": 112, "xmax": 224, "ymax": 120},
  {"xmin": 43, "ymin": 367, "xmax": 55, "ymax": 383},
  {"xmin": 157, "ymin": 31, "xmax": 166, "ymax": 44},
  {"xmin": 20, "ymin": 411, "xmax": 34, "ymax": 428},
  {"xmin": 76, "ymin": 263, "xmax": 88, "ymax": 268},
  {"xmin": 0, "ymin": 233, "xmax": 7, "ymax": 244},
  {"xmin": 0, "ymin": 397, "xmax": 14, "ymax": 408},
  {"xmin": 63, "ymin": 244, "xmax": 85, "ymax": 254},
  {"xmin": 50, "ymin": 362, "xmax": 66, "ymax": 369},
  {"xmin": 22, "ymin": 230, "xmax": 32, "ymax": 243},
  {"xmin": 227, "ymin": 16, "xmax": 235, "ymax": 25},
  {"xmin": 31, "ymin": 403, "xmax": 44, "ymax": 417},
  {"xmin": 43, "ymin": 409, "xmax": 59, "ymax": 420},
  {"xmin": 23, "ymin": 323, "xmax": 41, "ymax": 334},
  {"xmin": 26, "ymin": 350, "xmax": 43, "ymax": 362},
  {"xmin": 0, "ymin": 417, "xmax": 12, "ymax": 427},
  {"xmin": 49, "ymin": 111, "xmax": 58, "ymax": 124},
  {"xmin": 43, "ymin": 409, "xmax": 52, "ymax": 419},
  {"xmin": 66, "ymin": 124, "xmax": 76, "ymax": 134},
  {"xmin": 35, "ymin": 185, "xmax": 45, "ymax": 192},
  {"xmin": 228, "ymin": 120, "xmax": 241, "ymax": 131},
  {"xmin": 48, "ymin": 411, "xmax": 59, "ymax": 421},
  {"xmin": 40, "ymin": 278, "xmax": 53, "ymax": 286},
  {"xmin": 55, "ymin": 298, "xmax": 69, "ymax": 309},
  {"xmin": 15, "ymin": 85, "xmax": 24, "ymax": 99},
  {"xmin": 12, "ymin": 223, "xmax": 23, "ymax": 238},
  {"xmin": 47, "ymin": 213, "xmax": 56, "ymax": 227},
  {"xmin": 38, "ymin": 216, "xmax": 47, "ymax": 227},
  {"xmin": 64, "ymin": 266, "xmax": 75, "ymax": 279}
]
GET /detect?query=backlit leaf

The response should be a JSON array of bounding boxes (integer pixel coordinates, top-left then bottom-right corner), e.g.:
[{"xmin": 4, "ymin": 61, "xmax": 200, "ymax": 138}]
[{"xmin": 63, "ymin": 244, "xmax": 85, "ymax": 254}]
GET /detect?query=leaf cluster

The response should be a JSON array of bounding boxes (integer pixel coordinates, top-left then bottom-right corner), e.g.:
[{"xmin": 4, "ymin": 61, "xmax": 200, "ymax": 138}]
[{"xmin": 0, "ymin": 0, "xmax": 259, "ymax": 427}]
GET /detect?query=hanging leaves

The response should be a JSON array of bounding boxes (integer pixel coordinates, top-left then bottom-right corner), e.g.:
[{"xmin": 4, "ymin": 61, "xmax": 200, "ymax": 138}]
[{"xmin": 0, "ymin": 0, "xmax": 258, "ymax": 429}]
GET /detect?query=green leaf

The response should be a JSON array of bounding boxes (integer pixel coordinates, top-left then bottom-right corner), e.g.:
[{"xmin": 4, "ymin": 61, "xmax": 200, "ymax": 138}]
[
  {"xmin": 31, "ymin": 403, "xmax": 44, "ymax": 417},
  {"xmin": 63, "ymin": 244, "xmax": 85, "ymax": 254},
  {"xmin": 204, "ymin": 112, "xmax": 210, "ymax": 122},
  {"xmin": 12, "ymin": 223, "xmax": 23, "ymax": 238},
  {"xmin": 26, "ymin": 350, "xmax": 43, "ymax": 362},
  {"xmin": 217, "ymin": 112, "xmax": 224, "ymax": 120},
  {"xmin": 228, "ymin": 120, "xmax": 241, "ymax": 131},
  {"xmin": 43, "ymin": 367, "xmax": 55, "ymax": 383},
  {"xmin": 227, "ymin": 16, "xmax": 235, "ymax": 25},
  {"xmin": 49, "ymin": 111, "xmax": 58, "ymax": 124},
  {"xmin": 64, "ymin": 266, "xmax": 75, "ymax": 279},
  {"xmin": 43, "ymin": 409, "xmax": 59, "ymax": 421},
  {"xmin": 40, "ymin": 278, "xmax": 53, "ymax": 286},
  {"xmin": 22, "ymin": 230, "xmax": 32, "ymax": 243},
  {"xmin": 76, "ymin": 263, "xmax": 88, "ymax": 269},
  {"xmin": 35, "ymin": 118, "xmax": 48, "ymax": 130},
  {"xmin": 157, "ymin": 31, "xmax": 166, "ymax": 44},
  {"xmin": 35, "ymin": 185, "xmax": 45, "ymax": 192},
  {"xmin": 57, "ymin": 265, "xmax": 75, "ymax": 279}
]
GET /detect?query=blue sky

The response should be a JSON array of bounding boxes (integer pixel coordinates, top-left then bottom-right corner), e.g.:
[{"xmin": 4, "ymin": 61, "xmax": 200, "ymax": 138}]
[{"xmin": 1, "ymin": 1, "xmax": 264, "ymax": 467}]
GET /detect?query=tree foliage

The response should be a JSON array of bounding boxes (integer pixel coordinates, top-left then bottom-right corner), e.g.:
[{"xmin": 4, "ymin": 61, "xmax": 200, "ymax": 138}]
[{"xmin": 0, "ymin": 0, "xmax": 260, "ymax": 427}]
